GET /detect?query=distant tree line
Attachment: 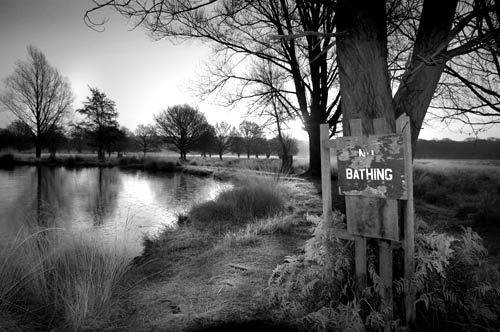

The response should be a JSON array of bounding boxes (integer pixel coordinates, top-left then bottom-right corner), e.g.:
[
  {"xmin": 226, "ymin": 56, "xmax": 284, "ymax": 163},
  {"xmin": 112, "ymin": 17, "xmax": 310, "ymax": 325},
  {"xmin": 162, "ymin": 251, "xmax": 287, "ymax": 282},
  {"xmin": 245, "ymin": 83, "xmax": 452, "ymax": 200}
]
[
  {"xmin": 0, "ymin": 103, "xmax": 299, "ymax": 166},
  {"xmin": 416, "ymin": 138, "xmax": 500, "ymax": 159}
]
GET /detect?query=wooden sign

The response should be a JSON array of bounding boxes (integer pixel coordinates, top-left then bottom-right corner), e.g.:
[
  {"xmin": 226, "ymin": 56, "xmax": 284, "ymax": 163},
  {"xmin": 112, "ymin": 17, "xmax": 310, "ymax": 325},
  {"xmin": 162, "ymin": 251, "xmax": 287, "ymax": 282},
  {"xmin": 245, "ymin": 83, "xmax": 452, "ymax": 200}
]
[
  {"xmin": 336, "ymin": 134, "xmax": 406, "ymax": 199},
  {"xmin": 320, "ymin": 115, "xmax": 415, "ymax": 325}
]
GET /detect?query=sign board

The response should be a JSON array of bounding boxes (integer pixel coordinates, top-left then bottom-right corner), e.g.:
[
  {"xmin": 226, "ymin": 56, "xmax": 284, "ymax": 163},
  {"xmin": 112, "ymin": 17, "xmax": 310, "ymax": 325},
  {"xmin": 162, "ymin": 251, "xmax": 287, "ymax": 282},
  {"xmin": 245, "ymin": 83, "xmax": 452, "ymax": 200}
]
[{"xmin": 336, "ymin": 134, "xmax": 406, "ymax": 199}]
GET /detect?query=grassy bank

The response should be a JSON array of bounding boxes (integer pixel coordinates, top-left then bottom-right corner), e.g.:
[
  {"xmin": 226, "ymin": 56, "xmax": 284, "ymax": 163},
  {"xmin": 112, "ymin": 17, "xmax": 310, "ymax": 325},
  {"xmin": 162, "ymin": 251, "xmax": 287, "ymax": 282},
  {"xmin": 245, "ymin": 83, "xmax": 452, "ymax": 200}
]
[
  {"xmin": 0, "ymin": 228, "xmax": 130, "ymax": 331},
  {"xmin": 113, "ymin": 174, "xmax": 321, "ymax": 331}
]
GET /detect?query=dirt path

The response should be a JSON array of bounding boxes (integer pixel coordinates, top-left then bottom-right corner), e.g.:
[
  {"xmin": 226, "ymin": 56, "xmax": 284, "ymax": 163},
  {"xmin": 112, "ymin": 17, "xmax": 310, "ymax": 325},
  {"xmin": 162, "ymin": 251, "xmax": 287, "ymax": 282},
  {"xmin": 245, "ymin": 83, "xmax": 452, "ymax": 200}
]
[{"xmin": 109, "ymin": 180, "xmax": 322, "ymax": 332}]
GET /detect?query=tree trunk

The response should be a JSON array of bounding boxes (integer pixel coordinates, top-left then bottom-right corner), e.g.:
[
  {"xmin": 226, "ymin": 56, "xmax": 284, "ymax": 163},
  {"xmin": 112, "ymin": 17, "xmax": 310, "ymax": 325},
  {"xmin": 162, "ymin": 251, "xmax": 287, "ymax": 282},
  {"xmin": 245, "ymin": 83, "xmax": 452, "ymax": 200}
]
[
  {"xmin": 219, "ymin": 153, "xmax": 223, "ymax": 160},
  {"xmin": 306, "ymin": 124, "xmax": 321, "ymax": 177},
  {"xmin": 35, "ymin": 140, "xmax": 42, "ymax": 159},
  {"xmin": 281, "ymin": 154, "xmax": 293, "ymax": 173},
  {"xmin": 337, "ymin": 0, "xmax": 395, "ymax": 132},
  {"xmin": 98, "ymin": 147, "xmax": 105, "ymax": 161},
  {"xmin": 394, "ymin": 0, "xmax": 458, "ymax": 151}
]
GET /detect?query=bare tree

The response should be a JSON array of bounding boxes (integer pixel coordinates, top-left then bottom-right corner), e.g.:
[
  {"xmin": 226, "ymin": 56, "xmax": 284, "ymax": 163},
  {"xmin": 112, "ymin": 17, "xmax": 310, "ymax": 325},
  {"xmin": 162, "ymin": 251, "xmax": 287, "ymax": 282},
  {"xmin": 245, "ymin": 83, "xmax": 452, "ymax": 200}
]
[
  {"xmin": 213, "ymin": 121, "xmax": 234, "ymax": 160},
  {"xmin": 135, "ymin": 124, "xmax": 158, "ymax": 157},
  {"xmin": 154, "ymin": 104, "xmax": 209, "ymax": 160},
  {"xmin": 251, "ymin": 61, "xmax": 312, "ymax": 171},
  {"xmin": 0, "ymin": 46, "xmax": 74, "ymax": 158},
  {"xmin": 239, "ymin": 120, "xmax": 263, "ymax": 159}
]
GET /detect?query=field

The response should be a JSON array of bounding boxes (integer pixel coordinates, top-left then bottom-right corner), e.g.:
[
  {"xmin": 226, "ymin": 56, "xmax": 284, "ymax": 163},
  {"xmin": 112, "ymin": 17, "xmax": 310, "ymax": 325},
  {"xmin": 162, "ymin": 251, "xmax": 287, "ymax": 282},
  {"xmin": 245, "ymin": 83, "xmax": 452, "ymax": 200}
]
[{"xmin": 412, "ymin": 159, "xmax": 500, "ymax": 265}]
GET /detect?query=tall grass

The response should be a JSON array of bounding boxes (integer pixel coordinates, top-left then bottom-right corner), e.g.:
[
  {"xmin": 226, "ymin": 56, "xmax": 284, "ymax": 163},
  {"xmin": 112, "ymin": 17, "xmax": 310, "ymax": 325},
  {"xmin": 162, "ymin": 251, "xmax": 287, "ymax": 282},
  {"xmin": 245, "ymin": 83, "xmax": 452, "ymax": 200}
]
[
  {"xmin": 0, "ymin": 227, "xmax": 130, "ymax": 331},
  {"xmin": 188, "ymin": 175, "xmax": 285, "ymax": 231}
]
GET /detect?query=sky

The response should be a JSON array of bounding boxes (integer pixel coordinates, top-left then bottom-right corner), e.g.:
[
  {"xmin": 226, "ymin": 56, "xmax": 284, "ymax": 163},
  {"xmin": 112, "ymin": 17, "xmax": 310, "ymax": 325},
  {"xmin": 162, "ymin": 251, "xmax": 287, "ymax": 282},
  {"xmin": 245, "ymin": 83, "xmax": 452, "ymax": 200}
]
[{"xmin": 0, "ymin": 0, "xmax": 499, "ymax": 142}]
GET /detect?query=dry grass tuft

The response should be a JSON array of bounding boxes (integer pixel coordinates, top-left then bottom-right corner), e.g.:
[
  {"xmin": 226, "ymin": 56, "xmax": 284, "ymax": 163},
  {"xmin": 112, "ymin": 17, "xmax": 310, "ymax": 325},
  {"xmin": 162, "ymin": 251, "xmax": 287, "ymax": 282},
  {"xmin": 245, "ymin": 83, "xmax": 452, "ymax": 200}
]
[{"xmin": 0, "ymin": 228, "xmax": 130, "ymax": 331}]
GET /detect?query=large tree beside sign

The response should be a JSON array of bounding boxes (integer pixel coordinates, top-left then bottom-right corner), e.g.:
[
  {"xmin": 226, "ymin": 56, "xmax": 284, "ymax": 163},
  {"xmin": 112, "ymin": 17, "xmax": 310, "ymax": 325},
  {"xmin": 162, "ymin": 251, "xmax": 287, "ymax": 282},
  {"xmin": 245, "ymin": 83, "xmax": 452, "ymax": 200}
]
[
  {"xmin": 337, "ymin": 0, "xmax": 500, "ymax": 145},
  {"xmin": 85, "ymin": 0, "xmax": 500, "ymax": 175}
]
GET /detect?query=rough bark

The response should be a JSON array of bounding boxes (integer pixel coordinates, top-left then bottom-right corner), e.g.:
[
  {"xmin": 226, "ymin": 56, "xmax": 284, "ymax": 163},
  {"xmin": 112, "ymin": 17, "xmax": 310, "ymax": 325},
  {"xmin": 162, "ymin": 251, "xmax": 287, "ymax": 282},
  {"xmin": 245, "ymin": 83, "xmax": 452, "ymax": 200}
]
[{"xmin": 337, "ymin": 0, "xmax": 395, "ymax": 131}]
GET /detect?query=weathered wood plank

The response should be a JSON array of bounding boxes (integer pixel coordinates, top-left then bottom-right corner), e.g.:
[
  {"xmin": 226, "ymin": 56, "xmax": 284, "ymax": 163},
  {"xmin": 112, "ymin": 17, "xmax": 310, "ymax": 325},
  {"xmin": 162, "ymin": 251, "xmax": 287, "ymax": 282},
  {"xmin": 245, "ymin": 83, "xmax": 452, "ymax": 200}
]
[
  {"xmin": 347, "ymin": 119, "xmax": 367, "ymax": 292},
  {"xmin": 346, "ymin": 197, "xmax": 399, "ymax": 241},
  {"xmin": 374, "ymin": 118, "xmax": 394, "ymax": 318},
  {"xmin": 323, "ymin": 139, "xmax": 337, "ymax": 149},
  {"xmin": 397, "ymin": 114, "xmax": 416, "ymax": 325},
  {"xmin": 379, "ymin": 240, "xmax": 393, "ymax": 319}
]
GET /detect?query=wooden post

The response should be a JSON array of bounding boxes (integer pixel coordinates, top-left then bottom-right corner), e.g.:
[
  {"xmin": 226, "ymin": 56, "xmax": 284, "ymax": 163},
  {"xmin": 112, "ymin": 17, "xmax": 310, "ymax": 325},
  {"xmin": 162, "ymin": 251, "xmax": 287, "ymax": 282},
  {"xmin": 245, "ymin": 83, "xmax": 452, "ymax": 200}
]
[
  {"xmin": 320, "ymin": 124, "xmax": 333, "ymax": 226},
  {"xmin": 397, "ymin": 114, "xmax": 415, "ymax": 325},
  {"xmin": 346, "ymin": 119, "xmax": 367, "ymax": 291},
  {"xmin": 373, "ymin": 118, "xmax": 394, "ymax": 319}
]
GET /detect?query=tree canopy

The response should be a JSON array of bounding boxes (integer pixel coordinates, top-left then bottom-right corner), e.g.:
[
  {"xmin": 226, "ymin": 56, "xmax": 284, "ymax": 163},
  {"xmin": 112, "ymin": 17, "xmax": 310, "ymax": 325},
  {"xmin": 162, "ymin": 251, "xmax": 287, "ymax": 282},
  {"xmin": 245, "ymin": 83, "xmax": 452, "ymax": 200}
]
[
  {"xmin": 77, "ymin": 87, "xmax": 120, "ymax": 160},
  {"xmin": 154, "ymin": 104, "xmax": 210, "ymax": 160}
]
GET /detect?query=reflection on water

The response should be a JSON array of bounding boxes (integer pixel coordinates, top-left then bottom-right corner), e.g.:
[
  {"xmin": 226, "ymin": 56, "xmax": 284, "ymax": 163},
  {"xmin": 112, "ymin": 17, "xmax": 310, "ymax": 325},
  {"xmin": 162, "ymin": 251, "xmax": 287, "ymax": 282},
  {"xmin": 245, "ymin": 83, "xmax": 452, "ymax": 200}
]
[{"xmin": 0, "ymin": 166, "xmax": 230, "ymax": 255}]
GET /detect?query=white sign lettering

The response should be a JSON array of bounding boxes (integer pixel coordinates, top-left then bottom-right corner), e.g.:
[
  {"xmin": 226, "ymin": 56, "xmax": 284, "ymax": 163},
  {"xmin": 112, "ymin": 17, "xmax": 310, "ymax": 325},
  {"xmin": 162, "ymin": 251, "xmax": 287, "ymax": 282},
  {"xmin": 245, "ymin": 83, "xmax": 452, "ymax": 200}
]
[{"xmin": 346, "ymin": 168, "xmax": 393, "ymax": 181}]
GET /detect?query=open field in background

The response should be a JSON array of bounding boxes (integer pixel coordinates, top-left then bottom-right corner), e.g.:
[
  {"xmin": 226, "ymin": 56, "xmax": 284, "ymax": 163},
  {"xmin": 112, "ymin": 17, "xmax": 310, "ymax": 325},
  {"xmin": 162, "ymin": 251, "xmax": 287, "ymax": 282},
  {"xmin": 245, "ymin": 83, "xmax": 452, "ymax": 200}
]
[{"xmin": 415, "ymin": 158, "xmax": 500, "ymax": 173}]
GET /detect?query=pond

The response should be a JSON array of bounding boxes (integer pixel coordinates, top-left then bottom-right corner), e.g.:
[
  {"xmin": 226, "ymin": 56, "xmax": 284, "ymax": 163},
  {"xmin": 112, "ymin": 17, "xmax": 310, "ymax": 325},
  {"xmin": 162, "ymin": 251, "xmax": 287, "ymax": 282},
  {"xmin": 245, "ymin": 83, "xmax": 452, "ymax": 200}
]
[{"xmin": 0, "ymin": 166, "xmax": 230, "ymax": 256}]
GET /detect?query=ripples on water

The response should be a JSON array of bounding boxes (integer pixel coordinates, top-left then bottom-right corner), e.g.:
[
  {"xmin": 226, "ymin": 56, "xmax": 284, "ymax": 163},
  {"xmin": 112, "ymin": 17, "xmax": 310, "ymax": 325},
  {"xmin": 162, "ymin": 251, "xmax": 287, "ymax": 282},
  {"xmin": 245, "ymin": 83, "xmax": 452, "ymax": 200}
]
[{"xmin": 0, "ymin": 166, "xmax": 231, "ymax": 256}]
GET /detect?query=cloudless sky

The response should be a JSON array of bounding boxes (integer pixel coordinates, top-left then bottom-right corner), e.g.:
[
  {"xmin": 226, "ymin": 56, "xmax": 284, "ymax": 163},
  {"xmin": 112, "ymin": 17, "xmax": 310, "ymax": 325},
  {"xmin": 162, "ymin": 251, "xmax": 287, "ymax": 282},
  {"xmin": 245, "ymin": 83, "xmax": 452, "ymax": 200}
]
[{"xmin": 0, "ymin": 0, "xmax": 499, "ymax": 141}]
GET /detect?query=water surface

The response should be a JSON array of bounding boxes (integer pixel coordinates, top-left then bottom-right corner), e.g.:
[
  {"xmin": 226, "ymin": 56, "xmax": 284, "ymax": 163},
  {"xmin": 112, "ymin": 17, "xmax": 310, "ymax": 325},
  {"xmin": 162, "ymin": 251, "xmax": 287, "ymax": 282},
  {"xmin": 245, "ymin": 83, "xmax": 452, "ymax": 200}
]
[{"xmin": 0, "ymin": 166, "xmax": 229, "ymax": 255}]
